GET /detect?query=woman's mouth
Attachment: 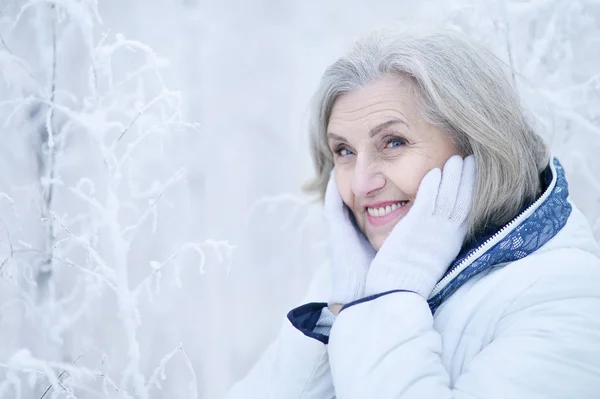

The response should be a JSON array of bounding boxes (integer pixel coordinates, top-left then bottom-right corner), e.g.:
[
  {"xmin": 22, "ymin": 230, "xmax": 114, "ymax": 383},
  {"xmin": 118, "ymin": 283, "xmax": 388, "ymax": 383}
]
[{"xmin": 365, "ymin": 201, "xmax": 410, "ymax": 227}]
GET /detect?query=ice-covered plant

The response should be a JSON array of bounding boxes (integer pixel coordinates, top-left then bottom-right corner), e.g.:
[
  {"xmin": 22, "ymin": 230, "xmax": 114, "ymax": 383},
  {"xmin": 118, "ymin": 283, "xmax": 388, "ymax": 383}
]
[{"xmin": 0, "ymin": 1, "xmax": 233, "ymax": 397}]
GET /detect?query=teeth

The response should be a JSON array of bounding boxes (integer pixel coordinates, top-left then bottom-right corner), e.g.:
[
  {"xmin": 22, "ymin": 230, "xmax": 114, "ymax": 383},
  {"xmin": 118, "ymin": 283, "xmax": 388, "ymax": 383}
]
[{"xmin": 367, "ymin": 201, "xmax": 407, "ymax": 217}]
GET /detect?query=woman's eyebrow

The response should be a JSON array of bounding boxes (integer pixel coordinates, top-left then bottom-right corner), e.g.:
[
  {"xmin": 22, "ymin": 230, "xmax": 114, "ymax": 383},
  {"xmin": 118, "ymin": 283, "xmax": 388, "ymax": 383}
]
[
  {"xmin": 326, "ymin": 132, "xmax": 347, "ymax": 142},
  {"xmin": 327, "ymin": 119, "xmax": 407, "ymax": 142},
  {"xmin": 369, "ymin": 119, "xmax": 407, "ymax": 138}
]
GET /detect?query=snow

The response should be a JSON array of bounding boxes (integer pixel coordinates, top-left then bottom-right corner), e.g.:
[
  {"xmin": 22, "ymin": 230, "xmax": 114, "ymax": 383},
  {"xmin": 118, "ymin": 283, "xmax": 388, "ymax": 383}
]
[{"xmin": 0, "ymin": 0, "xmax": 598, "ymax": 397}]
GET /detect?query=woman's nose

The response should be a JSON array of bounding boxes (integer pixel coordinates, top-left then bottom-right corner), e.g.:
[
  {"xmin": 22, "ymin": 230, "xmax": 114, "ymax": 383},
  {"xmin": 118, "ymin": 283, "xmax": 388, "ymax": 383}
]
[{"xmin": 351, "ymin": 157, "xmax": 386, "ymax": 197}]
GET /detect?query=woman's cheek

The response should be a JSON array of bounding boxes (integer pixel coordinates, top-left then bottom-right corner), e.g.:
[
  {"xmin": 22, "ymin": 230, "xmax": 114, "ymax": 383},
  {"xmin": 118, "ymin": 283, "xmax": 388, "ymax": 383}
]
[
  {"xmin": 411, "ymin": 169, "xmax": 430, "ymax": 195},
  {"xmin": 387, "ymin": 162, "xmax": 425, "ymax": 197}
]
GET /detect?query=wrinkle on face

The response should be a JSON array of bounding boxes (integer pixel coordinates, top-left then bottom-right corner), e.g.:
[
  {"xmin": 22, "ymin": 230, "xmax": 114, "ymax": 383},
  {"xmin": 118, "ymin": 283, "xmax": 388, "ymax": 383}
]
[{"xmin": 327, "ymin": 74, "xmax": 459, "ymax": 250}]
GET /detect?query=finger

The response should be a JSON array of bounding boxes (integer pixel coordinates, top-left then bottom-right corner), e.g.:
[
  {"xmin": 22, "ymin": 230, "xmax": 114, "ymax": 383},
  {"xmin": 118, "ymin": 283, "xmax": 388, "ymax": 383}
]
[
  {"xmin": 412, "ymin": 167, "xmax": 442, "ymax": 216},
  {"xmin": 436, "ymin": 155, "xmax": 464, "ymax": 217},
  {"xmin": 450, "ymin": 155, "xmax": 476, "ymax": 222},
  {"xmin": 377, "ymin": 166, "xmax": 441, "ymax": 261}
]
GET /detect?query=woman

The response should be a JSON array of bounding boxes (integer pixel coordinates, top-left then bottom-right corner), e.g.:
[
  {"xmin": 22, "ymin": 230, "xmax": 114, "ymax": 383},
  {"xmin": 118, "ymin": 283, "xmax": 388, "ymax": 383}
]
[{"xmin": 224, "ymin": 28, "xmax": 600, "ymax": 398}]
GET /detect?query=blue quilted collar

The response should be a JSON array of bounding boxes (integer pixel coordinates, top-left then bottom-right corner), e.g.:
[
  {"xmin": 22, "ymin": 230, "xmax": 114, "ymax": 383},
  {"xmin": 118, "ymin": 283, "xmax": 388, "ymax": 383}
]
[{"xmin": 428, "ymin": 158, "xmax": 572, "ymax": 313}]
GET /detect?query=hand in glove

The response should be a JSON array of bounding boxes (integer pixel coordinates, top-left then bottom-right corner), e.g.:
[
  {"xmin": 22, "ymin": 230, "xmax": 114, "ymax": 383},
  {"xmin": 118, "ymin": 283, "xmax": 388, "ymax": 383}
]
[
  {"xmin": 365, "ymin": 155, "xmax": 476, "ymax": 298},
  {"xmin": 324, "ymin": 171, "xmax": 376, "ymax": 308}
]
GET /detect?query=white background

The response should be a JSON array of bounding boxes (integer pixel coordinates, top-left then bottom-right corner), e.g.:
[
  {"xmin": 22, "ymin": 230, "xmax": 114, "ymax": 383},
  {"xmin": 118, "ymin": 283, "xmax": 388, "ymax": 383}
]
[{"xmin": 0, "ymin": 0, "xmax": 599, "ymax": 397}]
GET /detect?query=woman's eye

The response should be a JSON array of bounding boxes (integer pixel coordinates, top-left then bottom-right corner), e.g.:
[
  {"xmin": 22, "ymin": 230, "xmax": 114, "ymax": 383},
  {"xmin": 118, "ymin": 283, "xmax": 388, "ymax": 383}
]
[
  {"xmin": 385, "ymin": 137, "xmax": 406, "ymax": 148},
  {"xmin": 334, "ymin": 146, "xmax": 353, "ymax": 157}
]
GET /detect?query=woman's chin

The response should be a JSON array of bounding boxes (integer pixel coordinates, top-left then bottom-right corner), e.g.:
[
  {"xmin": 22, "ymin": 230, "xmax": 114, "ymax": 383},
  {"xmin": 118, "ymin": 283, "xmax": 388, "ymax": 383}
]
[{"xmin": 367, "ymin": 233, "xmax": 388, "ymax": 252}]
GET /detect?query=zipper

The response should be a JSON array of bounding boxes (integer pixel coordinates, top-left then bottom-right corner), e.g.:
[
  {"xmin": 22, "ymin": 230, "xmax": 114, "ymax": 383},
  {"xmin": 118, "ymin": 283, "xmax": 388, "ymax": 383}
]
[{"xmin": 429, "ymin": 159, "xmax": 559, "ymax": 298}]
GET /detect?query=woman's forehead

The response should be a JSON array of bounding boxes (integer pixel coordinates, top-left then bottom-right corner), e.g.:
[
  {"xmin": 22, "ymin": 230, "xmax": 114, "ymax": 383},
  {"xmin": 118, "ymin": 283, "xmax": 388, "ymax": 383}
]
[{"xmin": 327, "ymin": 80, "xmax": 416, "ymax": 133}]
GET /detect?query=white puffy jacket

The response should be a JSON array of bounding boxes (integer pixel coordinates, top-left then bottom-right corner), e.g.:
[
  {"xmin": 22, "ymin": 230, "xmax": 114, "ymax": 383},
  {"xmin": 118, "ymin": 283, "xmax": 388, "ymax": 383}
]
[{"xmin": 223, "ymin": 159, "xmax": 600, "ymax": 399}]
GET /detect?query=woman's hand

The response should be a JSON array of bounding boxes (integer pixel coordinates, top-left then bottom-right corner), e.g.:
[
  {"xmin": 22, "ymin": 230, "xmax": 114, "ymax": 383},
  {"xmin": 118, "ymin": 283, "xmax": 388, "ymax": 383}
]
[
  {"xmin": 325, "ymin": 171, "xmax": 376, "ymax": 309},
  {"xmin": 365, "ymin": 155, "xmax": 476, "ymax": 298}
]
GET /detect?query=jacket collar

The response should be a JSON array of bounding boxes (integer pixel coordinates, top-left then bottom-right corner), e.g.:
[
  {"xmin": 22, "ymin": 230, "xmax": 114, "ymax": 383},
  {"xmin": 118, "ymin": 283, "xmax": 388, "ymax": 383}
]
[{"xmin": 428, "ymin": 158, "xmax": 572, "ymax": 313}]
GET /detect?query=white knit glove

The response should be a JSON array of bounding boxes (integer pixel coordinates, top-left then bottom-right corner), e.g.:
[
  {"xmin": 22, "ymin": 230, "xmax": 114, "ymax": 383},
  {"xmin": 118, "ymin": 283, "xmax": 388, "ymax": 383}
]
[
  {"xmin": 325, "ymin": 171, "xmax": 376, "ymax": 305},
  {"xmin": 365, "ymin": 155, "xmax": 476, "ymax": 298}
]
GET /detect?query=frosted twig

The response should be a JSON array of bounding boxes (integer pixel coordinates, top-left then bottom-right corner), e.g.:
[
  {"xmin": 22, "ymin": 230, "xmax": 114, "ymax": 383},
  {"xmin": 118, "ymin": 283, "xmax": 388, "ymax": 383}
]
[
  {"xmin": 114, "ymin": 90, "xmax": 181, "ymax": 144},
  {"xmin": 9, "ymin": 247, "xmax": 116, "ymax": 291},
  {"xmin": 195, "ymin": 240, "xmax": 236, "ymax": 274},
  {"xmin": 147, "ymin": 346, "xmax": 179, "ymax": 391},
  {"xmin": 0, "ymin": 217, "xmax": 14, "ymax": 265},
  {"xmin": 0, "ymin": 95, "xmax": 39, "ymax": 127},
  {"xmin": 1, "ymin": 1, "xmax": 201, "ymax": 396},
  {"xmin": 133, "ymin": 239, "xmax": 235, "ymax": 297},
  {"xmin": 46, "ymin": 3, "xmax": 57, "ymax": 150},
  {"xmin": 39, "ymin": 352, "xmax": 88, "ymax": 399},
  {"xmin": 36, "ymin": 96, "xmax": 91, "ymax": 130},
  {"xmin": 146, "ymin": 344, "xmax": 198, "ymax": 398},
  {"xmin": 0, "ymin": 31, "xmax": 14, "ymax": 53},
  {"xmin": 68, "ymin": 180, "xmax": 107, "ymax": 219},
  {"xmin": 0, "ymin": 248, "xmax": 37, "ymax": 271},
  {"xmin": 50, "ymin": 213, "xmax": 117, "ymax": 283},
  {"xmin": 0, "ymin": 32, "xmax": 39, "ymax": 87},
  {"xmin": 202, "ymin": 240, "xmax": 236, "ymax": 265},
  {"xmin": 35, "ymin": 2, "xmax": 60, "ymax": 304},
  {"xmin": 0, "ymin": 349, "xmax": 96, "ymax": 392},
  {"xmin": 121, "ymin": 168, "xmax": 185, "ymax": 240},
  {"xmin": 178, "ymin": 346, "xmax": 198, "ymax": 399},
  {"xmin": 117, "ymin": 121, "xmax": 200, "ymax": 172}
]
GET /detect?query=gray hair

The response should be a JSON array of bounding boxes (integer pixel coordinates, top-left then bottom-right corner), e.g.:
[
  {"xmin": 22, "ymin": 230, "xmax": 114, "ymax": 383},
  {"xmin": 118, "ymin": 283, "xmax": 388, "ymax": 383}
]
[{"xmin": 305, "ymin": 27, "xmax": 549, "ymax": 239}]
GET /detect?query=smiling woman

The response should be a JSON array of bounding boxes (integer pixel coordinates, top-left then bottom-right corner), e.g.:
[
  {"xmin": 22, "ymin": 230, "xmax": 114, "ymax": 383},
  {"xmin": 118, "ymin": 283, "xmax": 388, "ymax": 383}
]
[
  {"xmin": 223, "ymin": 28, "xmax": 600, "ymax": 399},
  {"xmin": 325, "ymin": 75, "xmax": 458, "ymax": 250},
  {"xmin": 307, "ymin": 30, "xmax": 548, "ymax": 246}
]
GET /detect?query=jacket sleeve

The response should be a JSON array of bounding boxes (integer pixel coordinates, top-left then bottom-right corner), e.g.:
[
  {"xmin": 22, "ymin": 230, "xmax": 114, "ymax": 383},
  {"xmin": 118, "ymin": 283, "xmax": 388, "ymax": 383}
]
[
  {"xmin": 222, "ymin": 264, "xmax": 336, "ymax": 399},
  {"xmin": 328, "ymin": 272, "xmax": 600, "ymax": 399},
  {"xmin": 223, "ymin": 303, "xmax": 335, "ymax": 398}
]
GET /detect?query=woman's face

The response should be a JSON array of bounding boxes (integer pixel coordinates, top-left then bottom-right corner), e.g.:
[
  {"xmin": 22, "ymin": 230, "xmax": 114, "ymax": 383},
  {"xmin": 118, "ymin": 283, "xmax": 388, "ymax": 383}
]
[{"xmin": 327, "ymin": 75, "xmax": 459, "ymax": 250}]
